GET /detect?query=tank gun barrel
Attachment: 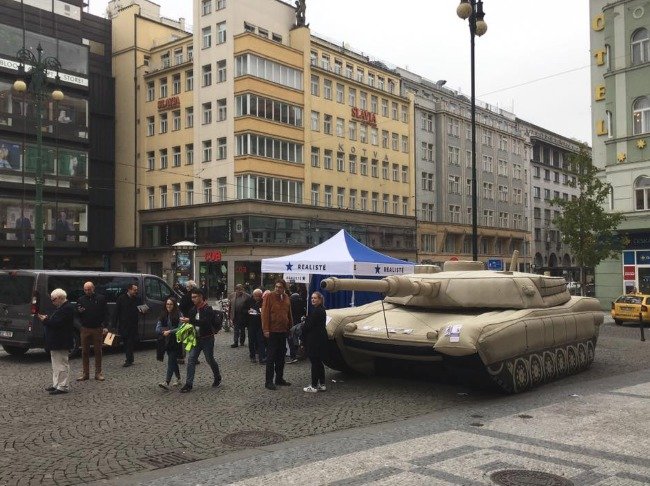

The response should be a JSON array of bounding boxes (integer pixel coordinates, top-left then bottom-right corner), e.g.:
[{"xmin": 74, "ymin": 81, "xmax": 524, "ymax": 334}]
[{"xmin": 321, "ymin": 276, "xmax": 439, "ymax": 297}]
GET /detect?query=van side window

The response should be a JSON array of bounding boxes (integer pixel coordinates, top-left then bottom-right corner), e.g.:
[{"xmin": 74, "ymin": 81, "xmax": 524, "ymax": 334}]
[
  {"xmin": 0, "ymin": 274, "xmax": 35, "ymax": 305},
  {"xmin": 95, "ymin": 277, "xmax": 138, "ymax": 303},
  {"xmin": 47, "ymin": 276, "xmax": 86, "ymax": 302},
  {"xmin": 145, "ymin": 277, "xmax": 164, "ymax": 301}
]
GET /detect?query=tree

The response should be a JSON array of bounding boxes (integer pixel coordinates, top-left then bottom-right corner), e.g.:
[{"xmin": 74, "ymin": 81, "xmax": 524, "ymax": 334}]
[{"xmin": 551, "ymin": 147, "xmax": 626, "ymax": 295}]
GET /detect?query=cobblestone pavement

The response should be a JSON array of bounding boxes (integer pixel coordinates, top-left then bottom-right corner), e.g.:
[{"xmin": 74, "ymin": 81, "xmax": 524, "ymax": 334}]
[{"xmin": 1, "ymin": 316, "xmax": 648, "ymax": 486}]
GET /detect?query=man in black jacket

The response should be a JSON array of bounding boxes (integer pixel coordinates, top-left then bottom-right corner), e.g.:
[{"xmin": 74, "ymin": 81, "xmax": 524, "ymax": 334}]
[
  {"xmin": 38, "ymin": 288, "xmax": 75, "ymax": 395},
  {"xmin": 112, "ymin": 283, "xmax": 143, "ymax": 367},
  {"xmin": 180, "ymin": 289, "xmax": 223, "ymax": 393},
  {"xmin": 76, "ymin": 281, "xmax": 109, "ymax": 381}
]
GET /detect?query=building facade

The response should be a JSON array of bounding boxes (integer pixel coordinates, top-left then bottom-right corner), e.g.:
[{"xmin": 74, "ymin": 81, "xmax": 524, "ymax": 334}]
[
  {"xmin": 590, "ymin": 0, "xmax": 650, "ymax": 305},
  {"xmin": 0, "ymin": 0, "xmax": 114, "ymax": 269}
]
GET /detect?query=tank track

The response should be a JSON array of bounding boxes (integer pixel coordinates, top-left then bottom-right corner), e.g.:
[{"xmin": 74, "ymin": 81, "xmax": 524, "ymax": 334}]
[{"xmin": 485, "ymin": 338, "xmax": 597, "ymax": 393}]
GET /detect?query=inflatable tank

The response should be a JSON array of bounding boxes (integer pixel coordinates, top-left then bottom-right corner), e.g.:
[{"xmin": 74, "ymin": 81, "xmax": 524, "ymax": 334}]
[{"xmin": 320, "ymin": 255, "xmax": 602, "ymax": 393}]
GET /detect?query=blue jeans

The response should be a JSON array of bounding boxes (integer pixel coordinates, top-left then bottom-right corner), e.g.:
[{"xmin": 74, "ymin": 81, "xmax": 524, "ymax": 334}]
[
  {"xmin": 165, "ymin": 349, "xmax": 180, "ymax": 383},
  {"xmin": 186, "ymin": 336, "xmax": 221, "ymax": 387}
]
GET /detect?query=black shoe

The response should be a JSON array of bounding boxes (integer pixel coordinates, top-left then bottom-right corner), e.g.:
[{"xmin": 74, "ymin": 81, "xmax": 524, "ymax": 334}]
[
  {"xmin": 259, "ymin": 359, "xmax": 267, "ymax": 365},
  {"xmin": 275, "ymin": 379, "xmax": 291, "ymax": 386},
  {"xmin": 122, "ymin": 361, "xmax": 133, "ymax": 367},
  {"xmin": 180, "ymin": 384, "xmax": 192, "ymax": 393},
  {"xmin": 265, "ymin": 382, "xmax": 277, "ymax": 390},
  {"xmin": 230, "ymin": 344, "xmax": 238, "ymax": 348},
  {"xmin": 45, "ymin": 386, "xmax": 56, "ymax": 392},
  {"xmin": 212, "ymin": 379, "xmax": 222, "ymax": 388},
  {"xmin": 49, "ymin": 389, "xmax": 69, "ymax": 395}
]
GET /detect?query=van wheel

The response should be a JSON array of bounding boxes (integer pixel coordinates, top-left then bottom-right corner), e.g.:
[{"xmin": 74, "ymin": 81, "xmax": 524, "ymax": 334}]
[
  {"xmin": 2, "ymin": 345, "xmax": 28, "ymax": 356},
  {"xmin": 68, "ymin": 331, "xmax": 81, "ymax": 358},
  {"xmin": 614, "ymin": 319, "xmax": 623, "ymax": 326}
]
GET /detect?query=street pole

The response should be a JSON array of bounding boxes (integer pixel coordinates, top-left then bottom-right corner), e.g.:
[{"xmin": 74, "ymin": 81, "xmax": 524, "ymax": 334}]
[
  {"xmin": 457, "ymin": 0, "xmax": 487, "ymax": 262},
  {"xmin": 13, "ymin": 44, "xmax": 63, "ymax": 270}
]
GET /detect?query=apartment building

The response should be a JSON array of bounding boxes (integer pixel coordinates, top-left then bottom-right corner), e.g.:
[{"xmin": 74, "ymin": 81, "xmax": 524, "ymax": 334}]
[
  {"xmin": 590, "ymin": 0, "xmax": 650, "ymax": 305},
  {"xmin": 0, "ymin": 0, "xmax": 114, "ymax": 269}
]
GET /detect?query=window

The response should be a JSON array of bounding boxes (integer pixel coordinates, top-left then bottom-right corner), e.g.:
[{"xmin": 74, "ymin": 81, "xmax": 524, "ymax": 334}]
[
  {"xmin": 482, "ymin": 129, "xmax": 493, "ymax": 147},
  {"xmin": 371, "ymin": 127, "xmax": 378, "ymax": 146},
  {"xmin": 360, "ymin": 191, "xmax": 368, "ymax": 211},
  {"xmin": 147, "ymin": 187, "xmax": 155, "ymax": 209},
  {"xmin": 336, "ymin": 117, "xmax": 344, "ymax": 137},
  {"xmin": 310, "ymin": 146, "xmax": 320, "ymax": 167},
  {"xmin": 633, "ymin": 96, "xmax": 650, "ymax": 135},
  {"xmin": 146, "ymin": 116, "xmax": 154, "ymax": 136},
  {"xmin": 632, "ymin": 28, "xmax": 649, "ymax": 65},
  {"xmin": 401, "ymin": 166, "xmax": 408, "ymax": 183},
  {"xmin": 311, "ymin": 111, "xmax": 320, "ymax": 131},
  {"xmin": 382, "ymin": 161, "xmax": 389, "ymax": 180},
  {"xmin": 160, "ymin": 149, "xmax": 168, "ymax": 170},
  {"xmin": 381, "ymin": 99, "xmax": 388, "ymax": 117},
  {"xmin": 172, "ymin": 110, "xmax": 181, "ymax": 131},
  {"xmin": 348, "ymin": 88, "xmax": 356, "ymax": 107},
  {"xmin": 217, "ymin": 177, "xmax": 227, "ymax": 202},
  {"xmin": 421, "ymin": 172, "xmax": 434, "ymax": 191},
  {"xmin": 371, "ymin": 159, "xmax": 378, "ymax": 178},
  {"xmin": 371, "ymin": 192, "xmax": 378, "ymax": 212},
  {"xmin": 337, "ymin": 152, "xmax": 344, "ymax": 171},
  {"xmin": 421, "ymin": 142, "xmax": 433, "ymax": 161},
  {"xmin": 371, "ymin": 95, "xmax": 378, "ymax": 114},
  {"xmin": 186, "ymin": 182, "xmax": 194, "ymax": 205},
  {"xmin": 323, "ymin": 79, "xmax": 332, "ymax": 100},
  {"xmin": 483, "ymin": 209, "xmax": 494, "ymax": 226},
  {"xmin": 360, "ymin": 91, "xmax": 367, "ymax": 110},
  {"xmin": 401, "ymin": 105, "xmax": 408, "ymax": 123},
  {"xmin": 448, "ymin": 175, "xmax": 460, "ymax": 194},
  {"xmin": 349, "ymin": 154, "xmax": 357, "ymax": 173},
  {"xmin": 421, "ymin": 203, "xmax": 434, "ymax": 222},
  {"xmin": 160, "ymin": 186, "xmax": 167, "ymax": 208},
  {"xmin": 217, "ymin": 98, "xmax": 227, "ymax": 121},
  {"xmin": 159, "ymin": 113, "xmax": 168, "ymax": 133},
  {"xmin": 217, "ymin": 137, "xmax": 227, "ymax": 160},
  {"xmin": 356, "ymin": 67, "xmax": 364, "ymax": 83},
  {"xmin": 324, "ymin": 149, "xmax": 332, "ymax": 170},
  {"xmin": 360, "ymin": 125, "xmax": 367, "ymax": 144},
  {"xmin": 382, "ymin": 130, "xmax": 388, "ymax": 148},
  {"xmin": 217, "ymin": 60, "xmax": 227, "ymax": 82},
  {"xmin": 382, "ymin": 194, "xmax": 389, "ymax": 213},
  {"xmin": 186, "ymin": 107, "xmax": 194, "ymax": 128},
  {"xmin": 483, "ymin": 182, "xmax": 493, "ymax": 199},
  {"xmin": 323, "ymin": 114, "xmax": 332, "ymax": 134},
  {"xmin": 311, "ymin": 184, "xmax": 319, "ymax": 206},
  {"xmin": 482, "ymin": 155, "xmax": 493, "ymax": 172},
  {"xmin": 421, "ymin": 112, "xmax": 433, "ymax": 132},
  {"xmin": 217, "ymin": 0, "xmax": 226, "ymax": 9},
  {"xmin": 172, "ymin": 146, "xmax": 181, "ymax": 167},
  {"xmin": 203, "ymin": 65, "xmax": 215, "ymax": 89},
  {"xmin": 202, "ymin": 140, "xmax": 212, "ymax": 162},
  {"xmin": 498, "ymin": 185, "xmax": 508, "ymax": 202},
  {"xmin": 202, "ymin": 102, "xmax": 212, "ymax": 124},
  {"xmin": 449, "ymin": 205, "xmax": 460, "ymax": 223},
  {"xmin": 348, "ymin": 121, "xmax": 357, "ymax": 140},
  {"xmin": 172, "ymin": 74, "xmax": 181, "ymax": 95},
  {"xmin": 172, "ymin": 183, "xmax": 181, "ymax": 207},
  {"xmin": 185, "ymin": 69, "xmax": 193, "ymax": 91},
  {"xmin": 391, "ymin": 133, "xmax": 399, "ymax": 151},
  {"xmin": 235, "ymin": 93, "xmax": 303, "ymax": 127},
  {"xmin": 349, "ymin": 189, "xmax": 357, "ymax": 210},
  {"xmin": 311, "ymin": 75, "xmax": 319, "ymax": 96},
  {"xmin": 392, "ymin": 163, "xmax": 399, "ymax": 181},
  {"xmin": 217, "ymin": 22, "xmax": 226, "ymax": 44},
  {"xmin": 235, "ymin": 134, "xmax": 303, "ymax": 163},
  {"xmin": 203, "ymin": 179, "xmax": 212, "ymax": 203},
  {"xmin": 186, "ymin": 144, "xmax": 194, "ymax": 165},
  {"xmin": 147, "ymin": 151, "xmax": 154, "ymax": 170},
  {"xmin": 324, "ymin": 186, "xmax": 333, "ymax": 207},
  {"xmin": 447, "ymin": 118, "xmax": 459, "ymax": 136},
  {"xmin": 202, "ymin": 0, "xmax": 212, "ymax": 15},
  {"xmin": 202, "ymin": 27, "xmax": 212, "ymax": 48},
  {"xmin": 391, "ymin": 102, "xmax": 398, "ymax": 120},
  {"xmin": 448, "ymin": 146, "xmax": 460, "ymax": 165},
  {"xmin": 146, "ymin": 81, "xmax": 154, "ymax": 101},
  {"xmin": 159, "ymin": 78, "xmax": 168, "ymax": 98},
  {"xmin": 336, "ymin": 83, "xmax": 344, "ymax": 103},
  {"xmin": 401, "ymin": 135, "xmax": 409, "ymax": 152},
  {"xmin": 360, "ymin": 157, "xmax": 368, "ymax": 176},
  {"xmin": 635, "ymin": 176, "xmax": 650, "ymax": 210}
]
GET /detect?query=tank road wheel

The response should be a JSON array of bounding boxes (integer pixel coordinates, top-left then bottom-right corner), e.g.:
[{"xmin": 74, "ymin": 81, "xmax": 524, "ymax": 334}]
[
  {"xmin": 529, "ymin": 354, "xmax": 544, "ymax": 386},
  {"xmin": 586, "ymin": 340, "xmax": 595, "ymax": 366},
  {"xmin": 556, "ymin": 349, "xmax": 567, "ymax": 376},
  {"xmin": 486, "ymin": 361, "xmax": 514, "ymax": 394},
  {"xmin": 543, "ymin": 351, "xmax": 556, "ymax": 380},
  {"xmin": 567, "ymin": 346, "xmax": 578, "ymax": 374},
  {"xmin": 513, "ymin": 358, "xmax": 531, "ymax": 392},
  {"xmin": 577, "ymin": 343, "xmax": 588, "ymax": 370}
]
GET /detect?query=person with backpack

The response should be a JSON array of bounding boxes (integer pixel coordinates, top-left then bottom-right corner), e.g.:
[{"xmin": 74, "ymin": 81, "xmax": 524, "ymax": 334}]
[{"xmin": 180, "ymin": 288, "xmax": 223, "ymax": 393}]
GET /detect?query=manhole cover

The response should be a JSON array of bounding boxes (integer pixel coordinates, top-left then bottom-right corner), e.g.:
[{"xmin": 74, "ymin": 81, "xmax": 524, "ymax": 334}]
[
  {"xmin": 490, "ymin": 469, "xmax": 574, "ymax": 486},
  {"xmin": 222, "ymin": 430, "xmax": 286, "ymax": 448},
  {"xmin": 137, "ymin": 451, "xmax": 200, "ymax": 469}
]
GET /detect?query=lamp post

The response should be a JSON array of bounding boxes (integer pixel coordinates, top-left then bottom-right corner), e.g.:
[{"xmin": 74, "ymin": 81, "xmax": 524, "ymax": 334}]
[
  {"xmin": 13, "ymin": 44, "xmax": 64, "ymax": 270},
  {"xmin": 457, "ymin": 0, "xmax": 487, "ymax": 261}
]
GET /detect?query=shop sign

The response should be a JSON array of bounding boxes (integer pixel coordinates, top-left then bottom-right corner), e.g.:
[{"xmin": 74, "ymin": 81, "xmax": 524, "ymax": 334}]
[
  {"xmin": 624, "ymin": 266, "xmax": 636, "ymax": 280},
  {"xmin": 351, "ymin": 107, "xmax": 377, "ymax": 127},
  {"xmin": 158, "ymin": 96, "xmax": 180, "ymax": 111},
  {"xmin": 205, "ymin": 250, "xmax": 222, "ymax": 262},
  {"xmin": 637, "ymin": 251, "xmax": 650, "ymax": 264}
]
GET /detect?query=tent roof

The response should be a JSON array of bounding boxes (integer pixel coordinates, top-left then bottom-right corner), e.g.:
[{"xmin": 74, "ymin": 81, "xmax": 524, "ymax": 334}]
[{"xmin": 261, "ymin": 229, "xmax": 414, "ymax": 276}]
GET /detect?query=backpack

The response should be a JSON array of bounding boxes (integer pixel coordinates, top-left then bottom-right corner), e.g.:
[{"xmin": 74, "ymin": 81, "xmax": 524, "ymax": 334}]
[{"xmin": 211, "ymin": 308, "xmax": 224, "ymax": 333}]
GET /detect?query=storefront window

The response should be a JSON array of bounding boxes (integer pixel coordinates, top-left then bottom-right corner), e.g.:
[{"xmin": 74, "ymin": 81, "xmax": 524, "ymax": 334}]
[{"xmin": 234, "ymin": 261, "xmax": 261, "ymax": 291}]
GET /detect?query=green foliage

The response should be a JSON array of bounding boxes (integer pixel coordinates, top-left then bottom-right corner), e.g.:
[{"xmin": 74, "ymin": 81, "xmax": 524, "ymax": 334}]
[{"xmin": 550, "ymin": 147, "xmax": 626, "ymax": 272}]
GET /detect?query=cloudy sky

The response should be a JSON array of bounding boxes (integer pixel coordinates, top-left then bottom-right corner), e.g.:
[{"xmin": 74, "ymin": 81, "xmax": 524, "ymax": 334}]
[{"xmin": 88, "ymin": 0, "xmax": 592, "ymax": 143}]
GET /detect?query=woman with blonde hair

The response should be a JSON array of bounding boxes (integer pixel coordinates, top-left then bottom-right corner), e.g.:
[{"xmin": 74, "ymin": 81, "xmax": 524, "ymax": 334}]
[{"xmin": 301, "ymin": 291, "xmax": 328, "ymax": 393}]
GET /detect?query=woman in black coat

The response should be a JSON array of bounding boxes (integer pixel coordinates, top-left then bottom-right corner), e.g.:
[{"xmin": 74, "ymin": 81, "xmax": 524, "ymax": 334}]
[
  {"xmin": 155, "ymin": 297, "xmax": 183, "ymax": 389},
  {"xmin": 301, "ymin": 291, "xmax": 328, "ymax": 393}
]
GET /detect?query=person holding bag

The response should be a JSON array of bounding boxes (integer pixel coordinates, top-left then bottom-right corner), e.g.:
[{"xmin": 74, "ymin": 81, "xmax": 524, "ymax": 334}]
[
  {"xmin": 301, "ymin": 291, "xmax": 328, "ymax": 393},
  {"xmin": 156, "ymin": 297, "xmax": 183, "ymax": 390}
]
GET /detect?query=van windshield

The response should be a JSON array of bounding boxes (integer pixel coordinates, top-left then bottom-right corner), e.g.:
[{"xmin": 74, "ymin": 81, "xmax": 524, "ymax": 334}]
[{"xmin": 0, "ymin": 274, "xmax": 35, "ymax": 305}]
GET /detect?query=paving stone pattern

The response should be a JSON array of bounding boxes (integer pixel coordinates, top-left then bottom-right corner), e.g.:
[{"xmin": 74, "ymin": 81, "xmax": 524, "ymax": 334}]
[{"xmin": 0, "ymin": 318, "xmax": 648, "ymax": 485}]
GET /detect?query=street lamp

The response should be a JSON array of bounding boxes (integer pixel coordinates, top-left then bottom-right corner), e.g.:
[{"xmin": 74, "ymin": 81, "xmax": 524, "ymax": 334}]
[
  {"xmin": 457, "ymin": 0, "xmax": 487, "ymax": 261},
  {"xmin": 13, "ymin": 44, "xmax": 64, "ymax": 270}
]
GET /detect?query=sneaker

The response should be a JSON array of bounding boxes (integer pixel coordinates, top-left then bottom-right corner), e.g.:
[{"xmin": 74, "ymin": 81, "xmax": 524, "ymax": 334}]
[
  {"xmin": 265, "ymin": 382, "xmax": 277, "ymax": 390},
  {"xmin": 275, "ymin": 379, "xmax": 291, "ymax": 386},
  {"xmin": 212, "ymin": 379, "xmax": 222, "ymax": 388},
  {"xmin": 76, "ymin": 375, "xmax": 89, "ymax": 381},
  {"xmin": 45, "ymin": 386, "xmax": 57, "ymax": 392},
  {"xmin": 122, "ymin": 361, "xmax": 133, "ymax": 368},
  {"xmin": 287, "ymin": 358, "xmax": 299, "ymax": 364},
  {"xmin": 172, "ymin": 378, "xmax": 182, "ymax": 387},
  {"xmin": 49, "ymin": 389, "xmax": 69, "ymax": 395},
  {"xmin": 230, "ymin": 344, "xmax": 238, "ymax": 348},
  {"xmin": 158, "ymin": 382, "xmax": 169, "ymax": 390},
  {"xmin": 303, "ymin": 385, "xmax": 318, "ymax": 393},
  {"xmin": 95, "ymin": 373, "xmax": 105, "ymax": 381},
  {"xmin": 317, "ymin": 384, "xmax": 327, "ymax": 391},
  {"xmin": 180, "ymin": 384, "xmax": 192, "ymax": 393}
]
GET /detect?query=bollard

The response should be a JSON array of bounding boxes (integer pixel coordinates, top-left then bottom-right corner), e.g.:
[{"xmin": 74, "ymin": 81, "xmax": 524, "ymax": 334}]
[{"xmin": 640, "ymin": 312, "xmax": 646, "ymax": 342}]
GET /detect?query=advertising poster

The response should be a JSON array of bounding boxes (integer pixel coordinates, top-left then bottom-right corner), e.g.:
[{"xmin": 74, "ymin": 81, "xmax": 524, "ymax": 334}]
[
  {"xmin": 58, "ymin": 149, "xmax": 87, "ymax": 177},
  {"xmin": 5, "ymin": 205, "xmax": 33, "ymax": 241},
  {"xmin": 175, "ymin": 250, "xmax": 192, "ymax": 285},
  {"xmin": 0, "ymin": 139, "xmax": 22, "ymax": 171},
  {"xmin": 24, "ymin": 144, "xmax": 55, "ymax": 174}
]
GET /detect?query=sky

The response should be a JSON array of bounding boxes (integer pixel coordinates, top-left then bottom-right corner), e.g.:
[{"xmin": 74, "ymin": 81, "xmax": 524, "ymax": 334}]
[{"xmin": 87, "ymin": 0, "xmax": 592, "ymax": 144}]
